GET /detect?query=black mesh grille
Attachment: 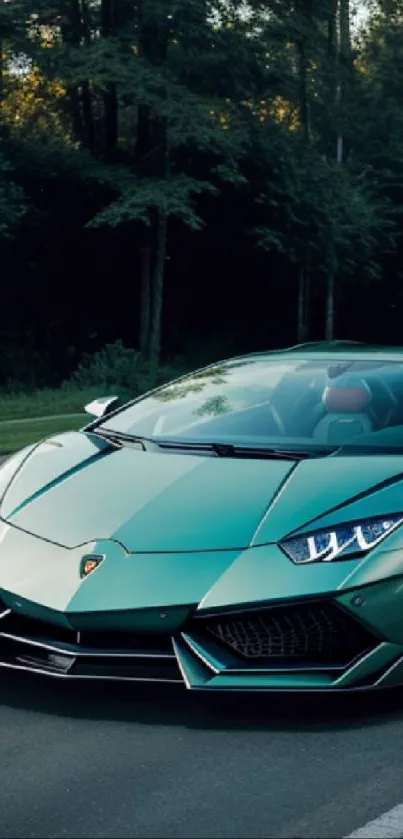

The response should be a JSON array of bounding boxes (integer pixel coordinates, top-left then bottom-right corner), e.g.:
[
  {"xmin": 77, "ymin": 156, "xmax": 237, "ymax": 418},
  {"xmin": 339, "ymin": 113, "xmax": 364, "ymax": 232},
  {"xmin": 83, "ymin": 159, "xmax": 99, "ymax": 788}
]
[{"xmin": 200, "ymin": 601, "xmax": 376, "ymax": 666}]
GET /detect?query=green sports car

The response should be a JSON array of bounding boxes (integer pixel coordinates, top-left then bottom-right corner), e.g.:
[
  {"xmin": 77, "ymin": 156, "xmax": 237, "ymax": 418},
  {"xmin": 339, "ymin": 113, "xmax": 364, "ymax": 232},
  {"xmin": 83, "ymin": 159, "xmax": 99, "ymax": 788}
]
[{"xmin": 4, "ymin": 341, "xmax": 403, "ymax": 691}]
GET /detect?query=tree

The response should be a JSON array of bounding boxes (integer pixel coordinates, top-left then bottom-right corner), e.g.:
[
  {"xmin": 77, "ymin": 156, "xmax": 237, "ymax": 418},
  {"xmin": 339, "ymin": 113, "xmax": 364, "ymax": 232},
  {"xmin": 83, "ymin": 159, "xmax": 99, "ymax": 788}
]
[
  {"xmin": 251, "ymin": 0, "xmax": 394, "ymax": 341},
  {"xmin": 0, "ymin": 0, "xmax": 30, "ymax": 240},
  {"xmin": 2, "ymin": 0, "xmax": 403, "ymax": 379},
  {"xmin": 65, "ymin": 0, "xmax": 250, "ymax": 361}
]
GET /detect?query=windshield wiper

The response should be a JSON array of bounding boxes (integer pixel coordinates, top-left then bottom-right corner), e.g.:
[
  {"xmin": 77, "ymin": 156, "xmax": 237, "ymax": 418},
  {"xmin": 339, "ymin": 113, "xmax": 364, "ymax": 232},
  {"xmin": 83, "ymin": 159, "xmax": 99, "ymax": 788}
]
[
  {"xmin": 92, "ymin": 430, "xmax": 334, "ymax": 460},
  {"xmin": 155, "ymin": 440, "xmax": 324, "ymax": 460},
  {"xmin": 90, "ymin": 429, "xmax": 157, "ymax": 451},
  {"xmin": 214, "ymin": 445, "xmax": 317, "ymax": 460}
]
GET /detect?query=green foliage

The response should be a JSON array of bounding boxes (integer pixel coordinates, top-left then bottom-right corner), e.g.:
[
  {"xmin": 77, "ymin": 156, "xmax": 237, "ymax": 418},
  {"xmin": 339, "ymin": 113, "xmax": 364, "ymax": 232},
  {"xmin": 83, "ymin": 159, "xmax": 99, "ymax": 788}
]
[
  {"xmin": 0, "ymin": 153, "xmax": 28, "ymax": 239},
  {"xmin": 8, "ymin": 133, "xmax": 99, "ymax": 182},
  {"xmin": 87, "ymin": 173, "xmax": 218, "ymax": 230},
  {"xmin": 250, "ymin": 0, "xmax": 401, "ymax": 301},
  {"xmin": 2, "ymin": 0, "xmax": 403, "ymax": 367},
  {"xmin": 15, "ymin": 0, "xmax": 250, "ymax": 237},
  {"xmin": 69, "ymin": 340, "xmax": 187, "ymax": 397}
]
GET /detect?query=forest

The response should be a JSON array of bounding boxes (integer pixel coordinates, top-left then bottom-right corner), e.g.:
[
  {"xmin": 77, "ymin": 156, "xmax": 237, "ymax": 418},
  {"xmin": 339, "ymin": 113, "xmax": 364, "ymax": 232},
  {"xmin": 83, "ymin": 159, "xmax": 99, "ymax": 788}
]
[{"xmin": 1, "ymin": 0, "xmax": 403, "ymax": 392}]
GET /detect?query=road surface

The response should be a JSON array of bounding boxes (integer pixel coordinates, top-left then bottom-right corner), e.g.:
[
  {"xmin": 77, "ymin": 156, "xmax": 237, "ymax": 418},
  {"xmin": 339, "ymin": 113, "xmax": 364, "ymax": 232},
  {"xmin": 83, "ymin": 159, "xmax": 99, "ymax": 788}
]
[
  {"xmin": 1, "ymin": 679, "xmax": 403, "ymax": 838},
  {"xmin": 1, "ymin": 455, "xmax": 403, "ymax": 838}
]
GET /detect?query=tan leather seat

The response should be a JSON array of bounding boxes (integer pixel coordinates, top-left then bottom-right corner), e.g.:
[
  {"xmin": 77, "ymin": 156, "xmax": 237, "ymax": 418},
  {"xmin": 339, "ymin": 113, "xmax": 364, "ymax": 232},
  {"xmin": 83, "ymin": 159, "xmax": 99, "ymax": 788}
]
[{"xmin": 312, "ymin": 378, "xmax": 374, "ymax": 444}]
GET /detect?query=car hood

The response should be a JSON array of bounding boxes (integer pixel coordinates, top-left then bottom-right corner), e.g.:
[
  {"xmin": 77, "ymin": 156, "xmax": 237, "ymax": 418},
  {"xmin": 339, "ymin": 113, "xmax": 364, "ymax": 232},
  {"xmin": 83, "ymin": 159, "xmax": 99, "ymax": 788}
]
[{"xmin": 2, "ymin": 431, "xmax": 403, "ymax": 553}]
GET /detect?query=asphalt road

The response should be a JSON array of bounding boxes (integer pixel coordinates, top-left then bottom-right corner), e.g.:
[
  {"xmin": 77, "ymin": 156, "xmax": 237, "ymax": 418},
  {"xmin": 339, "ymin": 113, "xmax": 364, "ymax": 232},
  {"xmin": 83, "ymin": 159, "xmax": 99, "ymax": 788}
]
[
  {"xmin": 2, "ymin": 677, "xmax": 403, "ymax": 839},
  {"xmin": 2, "ymin": 456, "xmax": 403, "ymax": 838}
]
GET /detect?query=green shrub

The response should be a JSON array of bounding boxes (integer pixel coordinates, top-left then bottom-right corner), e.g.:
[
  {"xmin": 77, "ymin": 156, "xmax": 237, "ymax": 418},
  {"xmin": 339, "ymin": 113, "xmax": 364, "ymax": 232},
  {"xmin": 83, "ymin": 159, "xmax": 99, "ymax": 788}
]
[{"xmin": 68, "ymin": 341, "xmax": 188, "ymax": 400}]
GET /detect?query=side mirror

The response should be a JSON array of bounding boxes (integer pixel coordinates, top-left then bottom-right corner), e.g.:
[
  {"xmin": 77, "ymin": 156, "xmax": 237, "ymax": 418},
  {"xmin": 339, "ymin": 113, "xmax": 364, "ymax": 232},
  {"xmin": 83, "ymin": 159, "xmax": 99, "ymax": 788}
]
[{"xmin": 84, "ymin": 395, "xmax": 120, "ymax": 419}]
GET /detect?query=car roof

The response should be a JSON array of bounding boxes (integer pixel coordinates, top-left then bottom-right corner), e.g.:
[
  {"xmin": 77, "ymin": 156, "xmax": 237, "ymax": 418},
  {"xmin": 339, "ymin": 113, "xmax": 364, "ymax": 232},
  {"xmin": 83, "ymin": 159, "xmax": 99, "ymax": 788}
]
[{"xmin": 224, "ymin": 341, "xmax": 403, "ymax": 365}]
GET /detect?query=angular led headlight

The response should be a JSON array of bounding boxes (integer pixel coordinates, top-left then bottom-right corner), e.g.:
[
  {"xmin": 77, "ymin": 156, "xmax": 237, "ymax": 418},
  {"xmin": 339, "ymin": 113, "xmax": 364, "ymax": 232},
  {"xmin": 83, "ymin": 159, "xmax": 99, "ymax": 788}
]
[{"xmin": 280, "ymin": 514, "xmax": 403, "ymax": 564}]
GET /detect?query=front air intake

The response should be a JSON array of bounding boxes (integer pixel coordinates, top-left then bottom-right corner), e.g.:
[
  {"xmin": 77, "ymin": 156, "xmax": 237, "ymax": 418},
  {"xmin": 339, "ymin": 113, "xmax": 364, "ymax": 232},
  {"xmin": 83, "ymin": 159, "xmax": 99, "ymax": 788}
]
[{"xmin": 196, "ymin": 600, "xmax": 377, "ymax": 666}]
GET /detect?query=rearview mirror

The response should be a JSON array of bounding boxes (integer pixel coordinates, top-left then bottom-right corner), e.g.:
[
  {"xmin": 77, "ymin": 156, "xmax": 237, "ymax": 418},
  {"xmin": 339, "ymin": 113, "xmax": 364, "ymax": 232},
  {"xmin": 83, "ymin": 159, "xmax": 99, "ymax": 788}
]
[{"xmin": 84, "ymin": 395, "xmax": 120, "ymax": 419}]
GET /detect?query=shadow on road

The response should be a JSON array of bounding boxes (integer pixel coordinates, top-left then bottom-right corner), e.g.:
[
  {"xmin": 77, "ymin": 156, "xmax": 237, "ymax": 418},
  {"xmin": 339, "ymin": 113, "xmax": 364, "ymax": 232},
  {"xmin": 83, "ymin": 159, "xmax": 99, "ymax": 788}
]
[{"xmin": 0, "ymin": 671, "xmax": 402, "ymax": 731}]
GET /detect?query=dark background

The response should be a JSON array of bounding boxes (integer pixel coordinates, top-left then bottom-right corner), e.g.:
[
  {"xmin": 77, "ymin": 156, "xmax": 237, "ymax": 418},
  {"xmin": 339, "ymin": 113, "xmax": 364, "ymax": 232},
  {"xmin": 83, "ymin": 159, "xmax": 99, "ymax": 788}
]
[{"xmin": 1, "ymin": 0, "xmax": 403, "ymax": 389}]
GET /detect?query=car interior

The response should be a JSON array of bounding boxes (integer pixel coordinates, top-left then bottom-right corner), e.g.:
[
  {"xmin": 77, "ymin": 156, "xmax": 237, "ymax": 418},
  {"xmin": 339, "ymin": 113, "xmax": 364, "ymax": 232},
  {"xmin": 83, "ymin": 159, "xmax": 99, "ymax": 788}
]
[{"xmin": 156, "ymin": 361, "xmax": 403, "ymax": 447}]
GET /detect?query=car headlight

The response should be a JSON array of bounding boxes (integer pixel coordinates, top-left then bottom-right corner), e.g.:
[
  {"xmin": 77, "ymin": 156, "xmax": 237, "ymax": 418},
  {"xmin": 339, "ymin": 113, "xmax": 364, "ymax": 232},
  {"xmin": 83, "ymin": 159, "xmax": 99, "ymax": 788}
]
[{"xmin": 280, "ymin": 514, "xmax": 403, "ymax": 564}]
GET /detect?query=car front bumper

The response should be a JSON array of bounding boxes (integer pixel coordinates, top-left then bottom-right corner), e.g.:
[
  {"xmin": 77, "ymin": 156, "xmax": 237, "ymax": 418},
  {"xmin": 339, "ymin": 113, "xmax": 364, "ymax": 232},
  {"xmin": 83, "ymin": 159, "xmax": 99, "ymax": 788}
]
[{"xmin": 1, "ymin": 587, "xmax": 403, "ymax": 691}]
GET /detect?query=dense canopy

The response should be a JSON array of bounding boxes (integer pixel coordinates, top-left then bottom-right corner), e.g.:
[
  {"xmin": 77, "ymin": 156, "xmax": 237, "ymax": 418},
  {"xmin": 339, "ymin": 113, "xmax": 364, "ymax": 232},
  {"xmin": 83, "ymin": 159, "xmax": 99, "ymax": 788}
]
[{"xmin": 1, "ymin": 0, "xmax": 403, "ymax": 389}]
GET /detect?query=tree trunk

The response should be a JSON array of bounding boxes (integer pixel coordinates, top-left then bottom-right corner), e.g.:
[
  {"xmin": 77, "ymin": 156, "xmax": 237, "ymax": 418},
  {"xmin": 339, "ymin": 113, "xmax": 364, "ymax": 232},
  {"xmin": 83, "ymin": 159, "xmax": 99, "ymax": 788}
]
[
  {"xmin": 61, "ymin": 0, "xmax": 84, "ymax": 144},
  {"xmin": 297, "ymin": 265, "xmax": 308, "ymax": 342},
  {"xmin": 325, "ymin": 270, "xmax": 335, "ymax": 341},
  {"xmin": 101, "ymin": 0, "xmax": 118, "ymax": 161},
  {"xmin": 148, "ymin": 211, "xmax": 167, "ymax": 363},
  {"xmin": 296, "ymin": 10, "xmax": 311, "ymax": 341},
  {"xmin": 81, "ymin": 82, "xmax": 94, "ymax": 149},
  {"xmin": 139, "ymin": 232, "xmax": 151, "ymax": 355},
  {"xmin": 103, "ymin": 83, "xmax": 118, "ymax": 160},
  {"xmin": 327, "ymin": 0, "xmax": 338, "ymax": 61},
  {"xmin": 338, "ymin": 0, "xmax": 352, "ymax": 162},
  {"xmin": 0, "ymin": 35, "xmax": 3, "ymax": 111},
  {"xmin": 80, "ymin": 0, "xmax": 94, "ymax": 150},
  {"xmin": 335, "ymin": 2, "xmax": 343, "ymax": 168},
  {"xmin": 0, "ymin": 35, "xmax": 4, "ymax": 138},
  {"xmin": 296, "ymin": 39, "xmax": 311, "ymax": 144},
  {"xmin": 136, "ymin": 99, "xmax": 155, "ymax": 357},
  {"xmin": 323, "ymin": 0, "xmax": 339, "ymax": 340},
  {"xmin": 136, "ymin": 1, "xmax": 169, "ymax": 361},
  {"xmin": 324, "ymin": 0, "xmax": 352, "ymax": 341},
  {"xmin": 326, "ymin": 0, "xmax": 339, "ymax": 158}
]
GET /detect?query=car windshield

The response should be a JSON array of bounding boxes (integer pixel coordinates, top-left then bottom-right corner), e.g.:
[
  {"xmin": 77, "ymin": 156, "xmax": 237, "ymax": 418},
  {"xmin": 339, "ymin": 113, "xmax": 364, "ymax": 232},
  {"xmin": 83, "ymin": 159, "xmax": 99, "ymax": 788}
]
[{"xmin": 97, "ymin": 356, "xmax": 403, "ymax": 452}]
